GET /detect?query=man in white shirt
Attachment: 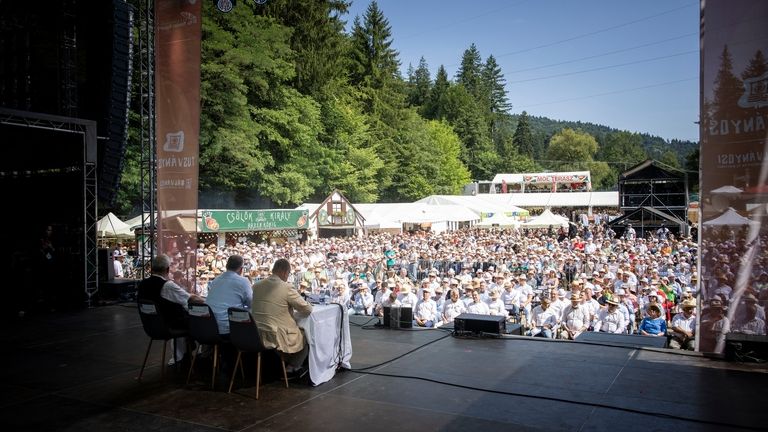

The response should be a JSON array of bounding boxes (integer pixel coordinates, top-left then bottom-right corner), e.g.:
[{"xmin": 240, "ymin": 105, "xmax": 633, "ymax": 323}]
[
  {"xmin": 517, "ymin": 274, "xmax": 534, "ymax": 326},
  {"xmin": 138, "ymin": 254, "xmax": 205, "ymax": 363},
  {"xmin": 559, "ymin": 292, "xmax": 590, "ymax": 340},
  {"xmin": 733, "ymin": 295, "xmax": 766, "ymax": 335},
  {"xmin": 501, "ymin": 280, "xmax": 521, "ymax": 319},
  {"xmin": 352, "ymin": 285, "xmax": 374, "ymax": 316},
  {"xmin": 397, "ymin": 283, "xmax": 419, "ymax": 309},
  {"xmin": 113, "ymin": 253, "xmax": 125, "ymax": 278},
  {"xmin": 486, "ymin": 288, "xmax": 507, "ymax": 316},
  {"xmin": 549, "ymin": 289, "xmax": 569, "ymax": 323},
  {"xmin": 442, "ymin": 288, "xmax": 466, "ymax": 323},
  {"xmin": 414, "ymin": 288, "xmax": 438, "ymax": 327},
  {"xmin": 669, "ymin": 298, "xmax": 696, "ymax": 350},
  {"xmin": 594, "ymin": 298, "xmax": 626, "ymax": 333},
  {"xmin": 528, "ymin": 297, "xmax": 557, "ymax": 338},
  {"xmin": 374, "ymin": 280, "xmax": 392, "ymax": 317},
  {"xmin": 466, "ymin": 291, "xmax": 490, "ymax": 315}
]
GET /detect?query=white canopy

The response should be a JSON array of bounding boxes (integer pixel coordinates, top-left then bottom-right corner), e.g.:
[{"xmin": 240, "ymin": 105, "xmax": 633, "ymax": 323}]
[
  {"xmin": 476, "ymin": 212, "xmax": 520, "ymax": 228},
  {"xmin": 703, "ymin": 207, "xmax": 758, "ymax": 226},
  {"xmin": 521, "ymin": 209, "xmax": 570, "ymax": 229},
  {"xmin": 97, "ymin": 212, "xmax": 132, "ymax": 238},
  {"xmin": 711, "ymin": 185, "xmax": 743, "ymax": 194},
  {"xmin": 417, "ymin": 192, "xmax": 617, "ymax": 211},
  {"xmin": 416, "ymin": 195, "xmax": 529, "ymax": 216},
  {"xmin": 298, "ymin": 202, "xmax": 480, "ymax": 231}
]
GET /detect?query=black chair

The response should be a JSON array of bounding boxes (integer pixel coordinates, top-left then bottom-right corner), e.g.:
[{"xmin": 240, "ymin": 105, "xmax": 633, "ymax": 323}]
[
  {"xmin": 227, "ymin": 307, "xmax": 288, "ymax": 399},
  {"xmin": 186, "ymin": 302, "xmax": 226, "ymax": 389},
  {"xmin": 137, "ymin": 299, "xmax": 189, "ymax": 381}
]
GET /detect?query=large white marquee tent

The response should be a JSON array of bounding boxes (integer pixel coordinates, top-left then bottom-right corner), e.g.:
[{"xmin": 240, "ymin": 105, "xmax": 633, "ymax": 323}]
[{"xmin": 297, "ymin": 202, "xmax": 480, "ymax": 233}]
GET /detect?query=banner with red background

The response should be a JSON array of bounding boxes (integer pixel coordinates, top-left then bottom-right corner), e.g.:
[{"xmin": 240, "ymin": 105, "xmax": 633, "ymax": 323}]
[
  {"xmin": 154, "ymin": 0, "xmax": 201, "ymax": 290},
  {"xmin": 700, "ymin": 0, "xmax": 768, "ymax": 352}
]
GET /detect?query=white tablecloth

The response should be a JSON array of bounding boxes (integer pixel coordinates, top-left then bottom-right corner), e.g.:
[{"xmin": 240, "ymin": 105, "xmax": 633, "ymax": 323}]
[{"xmin": 295, "ymin": 304, "xmax": 352, "ymax": 385}]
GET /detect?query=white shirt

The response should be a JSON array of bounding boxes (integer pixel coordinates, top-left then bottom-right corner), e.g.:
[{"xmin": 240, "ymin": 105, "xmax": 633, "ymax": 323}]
[
  {"xmin": 594, "ymin": 308, "xmax": 626, "ymax": 333},
  {"xmin": 113, "ymin": 259, "xmax": 124, "ymax": 278},
  {"xmin": 467, "ymin": 300, "xmax": 490, "ymax": 315},
  {"xmin": 562, "ymin": 304, "xmax": 590, "ymax": 332},
  {"xmin": 397, "ymin": 292, "xmax": 419, "ymax": 308},
  {"xmin": 375, "ymin": 288, "xmax": 392, "ymax": 306},
  {"xmin": 381, "ymin": 295, "xmax": 400, "ymax": 308},
  {"xmin": 353, "ymin": 292, "xmax": 374, "ymax": 314},
  {"xmin": 734, "ymin": 317, "xmax": 766, "ymax": 335},
  {"xmin": 414, "ymin": 299, "xmax": 438, "ymax": 321},
  {"xmin": 160, "ymin": 278, "xmax": 191, "ymax": 305},
  {"xmin": 486, "ymin": 298, "xmax": 507, "ymax": 316},
  {"xmin": 442, "ymin": 300, "xmax": 466, "ymax": 323},
  {"xmin": 531, "ymin": 305, "xmax": 558, "ymax": 329},
  {"xmin": 670, "ymin": 312, "xmax": 696, "ymax": 337},
  {"xmin": 501, "ymin": 288, "xmax": 521, "ymax": 309}
]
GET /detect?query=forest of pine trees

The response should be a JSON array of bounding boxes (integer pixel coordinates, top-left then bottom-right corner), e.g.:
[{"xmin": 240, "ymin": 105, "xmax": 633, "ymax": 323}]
[{"xmin": 115, "ymin": 0, "xmax": 699, "ymax": 214}]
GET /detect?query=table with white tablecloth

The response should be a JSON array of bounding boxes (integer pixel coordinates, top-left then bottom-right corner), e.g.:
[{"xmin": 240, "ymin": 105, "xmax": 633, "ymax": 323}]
[{"xmin": 294, "ymin": 304, "xmax": 352, "ymax": 386}]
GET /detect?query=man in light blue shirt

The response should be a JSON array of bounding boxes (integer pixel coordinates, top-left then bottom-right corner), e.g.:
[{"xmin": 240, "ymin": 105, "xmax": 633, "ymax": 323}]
[{"xmin": 206, "ymin": 255, "xmax": 253, "ymax": 335}]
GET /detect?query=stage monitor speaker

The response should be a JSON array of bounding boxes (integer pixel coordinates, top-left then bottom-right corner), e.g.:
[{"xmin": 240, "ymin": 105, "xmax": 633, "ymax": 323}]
[
  {"xmin": 389, "ymin": 306, "xmax": 413, "ymax": 329},
  {"xmin": 382, "ymin": 306, "xmax": 391, "ymax": 328},
  {"xmin": 98, "ymin": 248, "xmax": 115, "ymax": 282},
  {"xmin": 454, "ymin": 313, "xmax": 505, "ymax": 335}
]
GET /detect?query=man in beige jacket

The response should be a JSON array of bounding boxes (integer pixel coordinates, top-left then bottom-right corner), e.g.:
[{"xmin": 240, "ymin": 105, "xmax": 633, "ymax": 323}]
[{"xmin": 251, "ymin": 258, "xmax": 313, "ymax": 370}]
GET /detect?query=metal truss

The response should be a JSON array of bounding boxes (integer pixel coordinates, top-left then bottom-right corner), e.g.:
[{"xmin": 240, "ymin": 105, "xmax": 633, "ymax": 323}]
[
  {"xmin": 137, "ymin": 0, "xmax": 156, "ymax": 277},
  {"xmin": 0, "ymin": 107, "xmax": 99, "ymax": 307}
]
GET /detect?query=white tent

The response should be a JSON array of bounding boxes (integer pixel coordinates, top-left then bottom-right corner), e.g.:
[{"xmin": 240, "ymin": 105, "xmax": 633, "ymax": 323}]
[
  {"xmin": 521, "ymin": 209, "xmax": 569, "ymax": 229},
  {"xmin": 711, "ymin": 185, "xmax": 743, "ymax": 194},
  {"xmin": 476, "ymin": 212, "xmax": 520, "ymax": 228},
  {"xmin": 297, "ymin": 202, "xmax": 480, "ymax": 233},
  {"xmin": 123, "ymin": 214, "xmax": 147, "ymax": 230},
  {"xmin": 97, "ymin": 212, "xmax": 133, "ymax": 238},
  {"xmin": 416, "ymin": 194, "xmax": 529, "ymax": 216},
  {"xmin": 703, "ymin": 207, "xmax": 758, "ymax": 227}
]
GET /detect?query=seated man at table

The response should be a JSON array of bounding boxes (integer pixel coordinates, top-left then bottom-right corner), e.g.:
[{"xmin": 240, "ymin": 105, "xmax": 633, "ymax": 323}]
[
  {"xmin": 138, "ymin": 254, "xmax": 205, "ymax": 364},
  {"xmin": 206, "ymin": 255, "xmax": 252, "ymax": 336},
  {"xmin": 251, "ymin": 258, "xmax": 313, "ymax": 372}
]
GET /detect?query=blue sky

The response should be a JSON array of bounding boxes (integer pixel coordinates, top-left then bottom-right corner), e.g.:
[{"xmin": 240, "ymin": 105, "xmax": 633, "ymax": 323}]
[{"xmin": 344, "ymin": 0, "xmax": 699, "ymax": 142}]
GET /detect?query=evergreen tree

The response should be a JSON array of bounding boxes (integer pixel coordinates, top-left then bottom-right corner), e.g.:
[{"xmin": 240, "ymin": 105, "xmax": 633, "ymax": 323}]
[
  {"xmin": 263, "ymin": 0, "xmax": 350, "ymax": 97},
  {"xmin": 712, "ymin": 45, "xmax": 743, "ymax": 120},
  {"xmin": 199, "ymin": 1, "xmax": 325, "ymax": 206},
  {"xmin": 348, "ymin": 1, "xmax": 400, "ymax": 89},
  {"xmin": 483, "ymin": 54, "xmax": 510, "ymax": 114},
  {"xmin": 443, "ymin": 84, "xmax": 496, "ymax": 180},
  {"xmin": 684, "ymin": 148, "xmax": 700, "ymax": 193},
  {"xmin": 512, "ymin": 111, "xmax": 534, "ymax": 157},
  {"xmin": 424, "ymin": 65, "xmax": 450, "ymax": 119},
  {"xmin": 456, "ymin": 43, "xmax": 483, "ymax": 99},
  {"xmin": 408, "ymin": 56, "xmax": 431, "ymax": 108},
  {"xmin": 741, "ymin": 49, "xmax": 767, "ymax": 80}
]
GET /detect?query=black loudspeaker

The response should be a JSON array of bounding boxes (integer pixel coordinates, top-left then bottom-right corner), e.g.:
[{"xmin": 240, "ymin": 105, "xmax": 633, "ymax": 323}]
[
  {"xmin": 454, "ymin": 313, "xmax": 505, "ymax": 335},
  {"xmin": 390, "ymin": 307, "xmax": 413, "ymax": 329},
  {"xmin": 98, "ymin": 248, "xmax": 115, "ymax": 282},
  {"xmin": 98, "ymin": 0, "xmax": 134, "ymax": 205},
  {"xmin": 382, "ymin": 306, "xmax": 391, "ymax": 328}
]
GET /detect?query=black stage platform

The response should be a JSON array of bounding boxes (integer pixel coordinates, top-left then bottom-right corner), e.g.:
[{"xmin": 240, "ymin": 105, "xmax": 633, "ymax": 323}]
[
  {"xmin": 2, "ymin": 306, "xmax": 767, "ymax": 431},
  {"xmin": 575, "ymin": 331, "xmax": 669, "ymax": 349}
]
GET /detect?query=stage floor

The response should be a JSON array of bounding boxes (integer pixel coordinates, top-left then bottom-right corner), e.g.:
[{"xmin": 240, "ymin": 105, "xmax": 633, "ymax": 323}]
[{"xmin": 2, "ymin": 305, "xmax": 767, "ymax": 432}]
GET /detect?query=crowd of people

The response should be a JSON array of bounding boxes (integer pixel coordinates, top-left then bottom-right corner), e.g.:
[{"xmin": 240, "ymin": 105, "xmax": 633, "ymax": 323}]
[{"xmin": 127, "ymin": 218, "xmax": 768, "ymax": 353}]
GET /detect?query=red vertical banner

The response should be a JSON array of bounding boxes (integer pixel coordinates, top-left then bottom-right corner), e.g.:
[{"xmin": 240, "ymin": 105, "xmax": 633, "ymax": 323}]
[
  {"xmin": 154, "ymin": 0, "xmax": 201, "ymax": 291},
  {"xmin": 700, "ymin": 0, "xmax": 768, "ymax": 352}
]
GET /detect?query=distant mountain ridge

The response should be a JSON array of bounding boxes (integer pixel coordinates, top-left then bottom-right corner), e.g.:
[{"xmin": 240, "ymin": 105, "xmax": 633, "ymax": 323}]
[{"xmin": 509, "ymin": 113, "xmax": 699, "ymax": 165}]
